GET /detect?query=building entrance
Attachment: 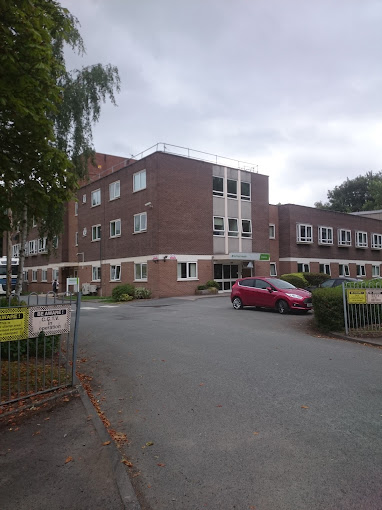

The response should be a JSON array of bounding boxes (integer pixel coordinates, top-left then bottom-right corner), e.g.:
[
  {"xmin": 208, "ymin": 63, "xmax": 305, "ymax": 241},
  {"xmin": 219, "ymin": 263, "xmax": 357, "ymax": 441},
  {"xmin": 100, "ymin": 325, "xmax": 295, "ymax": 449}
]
[{"xmin": 213, "ymin": 263, "xmax": 239, "ymax": 291}]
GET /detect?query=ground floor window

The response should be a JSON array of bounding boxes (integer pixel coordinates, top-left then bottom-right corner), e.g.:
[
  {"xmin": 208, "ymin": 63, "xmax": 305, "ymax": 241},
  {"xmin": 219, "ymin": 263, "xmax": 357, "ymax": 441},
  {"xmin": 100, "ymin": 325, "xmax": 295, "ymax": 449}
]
[
  {"xmin": 356, "ymin": 264, "xmax": 366, "ymax": 277},
  {"xmin": 110, "ymin": 265, "xmax": 121, "ymax": 281},
  {"xmin": 92, "ymin": 266, "xmax": 101, "ymax": 281},
  {"xmin": 270, "ymin": 263, "xmax": 277, "ymax": 276},
  {"xmin": 213, "ymin": 263, "xmax": 238, "ymax": 291},
  {"xmin": 372, "ymin": 265, "xmax": 380, "ymax": 277},
  {"xmin": 41, "ymin": 269, "xmax": 47, "ymax": 281},
  {"xmin": 297, "ymin": 263, "xmax": 310, "ymax": 272},
  {"xmin": 135, "ymin": 263, "xmax": 147, "ymax": 281},
  {"xmin": 32, "ymin": 270, "xmax": 38, "ymax": 281},
  {"xmin": 177, "ymin": 262, "xmax": 197, "ymax": 280},
  {"xmin": 339, "ymin": 264, "xmax": 350, "ymax": 276},
  {"xmin": 319, "ymin": 263, "xmax": 331, "ymax": 275}
]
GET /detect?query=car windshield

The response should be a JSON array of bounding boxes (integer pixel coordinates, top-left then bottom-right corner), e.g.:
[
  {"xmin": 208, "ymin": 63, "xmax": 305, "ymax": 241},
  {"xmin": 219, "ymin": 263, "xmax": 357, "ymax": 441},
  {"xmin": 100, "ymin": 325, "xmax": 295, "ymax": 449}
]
[{"xmin": 267, "ymin": 278, "xmax": 296, "ymax": 289}]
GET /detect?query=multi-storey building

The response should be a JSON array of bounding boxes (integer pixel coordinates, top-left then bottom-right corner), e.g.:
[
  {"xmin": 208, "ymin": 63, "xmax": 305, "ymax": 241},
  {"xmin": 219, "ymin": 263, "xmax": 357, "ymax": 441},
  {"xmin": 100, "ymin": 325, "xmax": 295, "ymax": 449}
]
[{"xmin": 6, "ymin": 146, "xmax": 382, "ymax": 297}]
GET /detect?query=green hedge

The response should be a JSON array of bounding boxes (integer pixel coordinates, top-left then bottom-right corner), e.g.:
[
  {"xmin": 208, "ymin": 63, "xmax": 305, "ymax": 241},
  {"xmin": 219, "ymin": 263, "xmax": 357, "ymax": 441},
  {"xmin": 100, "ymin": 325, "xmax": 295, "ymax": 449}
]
[
  {"xmin": 313, "ymin": 287, "xmax": 344, "ymax": 332},
  {"xmin": 112, "ymin": 284, "xmax": 135, "ymax": 301},
  {"xmin": 0, "ymin": 333, "xmax": 60, "ymax": 361},
  {"xmin": 280, "ymin": 273, "xmax": 308, "ymax": 288},
  {"xmin": 303, "ymin": 272, "xmax": 330, "ymax": 286}
]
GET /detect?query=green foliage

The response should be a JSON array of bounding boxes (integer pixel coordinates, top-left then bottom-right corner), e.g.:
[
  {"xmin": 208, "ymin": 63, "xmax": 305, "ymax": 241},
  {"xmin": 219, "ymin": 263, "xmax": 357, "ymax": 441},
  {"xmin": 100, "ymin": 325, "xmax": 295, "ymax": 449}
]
[
  {"xmin": 134, "ymin": 287, "xmax": 152, "ymax": 299},
  {"xmin": 0, "ymin": 333, "xmax": 60, "ymax": 362},
  {"xmin": 197, "ymin": 285, "xmax": 207, "ymax": 290},
  {"xmin": 303, "ymin": 272, "xmax": 331, "ymax": 287},
  {"xmin": 112, "ymin": 284, "xmax": 135, "ymax": 301},
  {"xmin": 280, "ymin": 273, "xmax": 308, "ymax": 288},
  {"xmin": 313, "ymin": 287, "xmax": 344, "ymax": 332},
  {"xmin": 206, "ymin": 280, "xmax": 220, "ymax": 289},
  {"xmin": 120, "ymin": 294, "xmax": 134, "ymax": 302},
  {"xmin": 0, "ymin": 296, "xmax": 20, "ymax": 307}
]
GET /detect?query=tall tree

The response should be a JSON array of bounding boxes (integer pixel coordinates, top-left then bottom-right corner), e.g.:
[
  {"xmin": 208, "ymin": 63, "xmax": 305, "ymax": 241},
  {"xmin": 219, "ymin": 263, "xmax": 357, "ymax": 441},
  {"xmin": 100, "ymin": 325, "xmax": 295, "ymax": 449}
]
[{"xmin": 315, "ymin": 171, "xmax": 382, "ymax": 213}]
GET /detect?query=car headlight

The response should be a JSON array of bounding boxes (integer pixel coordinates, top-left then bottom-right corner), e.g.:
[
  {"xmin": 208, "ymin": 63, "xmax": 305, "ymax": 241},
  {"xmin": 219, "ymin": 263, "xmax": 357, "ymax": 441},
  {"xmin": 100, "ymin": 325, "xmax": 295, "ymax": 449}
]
[{"xmin": 285, "ymin": 293, "xmax": 303, "ymax": 299}]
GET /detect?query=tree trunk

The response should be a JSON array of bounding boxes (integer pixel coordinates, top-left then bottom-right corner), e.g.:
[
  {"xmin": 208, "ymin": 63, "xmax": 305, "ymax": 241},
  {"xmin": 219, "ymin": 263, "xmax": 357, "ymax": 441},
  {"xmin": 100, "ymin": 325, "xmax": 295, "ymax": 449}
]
[{"xmin": 15, "ymin": 206, "xmax": 27, "ymax": 297}]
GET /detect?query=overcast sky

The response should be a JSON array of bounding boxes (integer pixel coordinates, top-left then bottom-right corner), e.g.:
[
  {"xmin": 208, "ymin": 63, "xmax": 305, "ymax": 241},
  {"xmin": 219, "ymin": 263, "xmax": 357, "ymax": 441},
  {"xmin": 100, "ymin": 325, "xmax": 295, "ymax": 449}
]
[{"xmin": 60, "ymin": 0, "xmax": 382, "ymax": 206}]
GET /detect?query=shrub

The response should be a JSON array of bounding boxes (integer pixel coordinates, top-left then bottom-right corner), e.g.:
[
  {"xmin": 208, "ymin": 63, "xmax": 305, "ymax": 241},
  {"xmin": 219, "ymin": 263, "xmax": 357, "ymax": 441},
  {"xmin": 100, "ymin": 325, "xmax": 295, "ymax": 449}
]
[
  {"xmin": 112, "ymin": 284, "xmax": 135, "ymax": 301},
  {"xmin": 280, "ymin": 273, "xmax": 308, "ymax": 288},
  {"xmin": 134, "ymin": 287, "xmax": 152, "ymax": 299},
  {"xmin": 313, "ymin": 287, "xmax": 344, "ymax": 332},
  {"xmin": 303, "ymin": 272, "xmax": 331, "ymax": 287},
  {"xmin": 120, "ymin": 294, "xmax": 134, "ymax": 302},
  {"xmin": 197, "ymin": 285, "xmax": 207, "ymax": 290},
  {"xmin": 206, "ymin": 280, "xmax": 220, "ymax": 289},
  {"xmin": 0, "ymin": 333, "xmax": 60, "ymax": 361},
  {"xmin": 0, "ymin": 296, "xmax": 20, "ymax": 307}
]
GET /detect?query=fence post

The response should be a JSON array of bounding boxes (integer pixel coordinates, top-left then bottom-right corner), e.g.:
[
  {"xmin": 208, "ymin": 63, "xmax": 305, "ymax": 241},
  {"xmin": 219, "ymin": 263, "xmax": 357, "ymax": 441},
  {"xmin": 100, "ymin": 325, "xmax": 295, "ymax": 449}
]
[
  {"xmin": 342, "ymin": 282, "xmax": 349, "ymax": 335},
  {"xmin": 71, "ymin": 292, "xmax": 82, "ymax": 384}
]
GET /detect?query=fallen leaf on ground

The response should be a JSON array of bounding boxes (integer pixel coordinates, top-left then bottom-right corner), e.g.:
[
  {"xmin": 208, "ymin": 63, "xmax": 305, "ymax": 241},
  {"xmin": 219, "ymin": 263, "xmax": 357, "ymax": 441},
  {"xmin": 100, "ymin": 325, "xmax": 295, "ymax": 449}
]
[
  {"xmin": 199, "ymin": 383, "xmax": 205, "ymax": 386},
  {"xmin": 301, "ymin": 405, "xmax": 309, "ymax": 409},
  {"xmin": 146, "ymin": 442, "xmax": 154, "ymax": 446},
  {"xmin": 157, "ymin": 463, "xmax": 166, "ymax": 467},
  {"xmin": 122, "ymin": 459, "xmax": 133, "ymax": 467},
  {"xmin": 65, "ymin": 456, "xmax": 73, "ymax": 464},
  {"xmin": 253, "ymin": 432, "xmax": 259, "ymax": 435},
  {"xmin": 103, "ymin": 441, "xmax": 111, "ymax": 446},
  {"xmin": 33, "ymin": 430, "xmax": 41, "ymax": 436},
  {"xmin": 216, "ymin": 405, "xmax": 223, "ymax": 408}
]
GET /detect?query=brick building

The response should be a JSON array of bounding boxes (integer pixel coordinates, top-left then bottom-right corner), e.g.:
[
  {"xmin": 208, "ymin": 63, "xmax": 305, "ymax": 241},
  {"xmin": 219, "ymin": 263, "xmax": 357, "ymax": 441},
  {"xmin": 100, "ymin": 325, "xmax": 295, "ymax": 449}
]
[{"xmin": 7, "ymin": 147, "xmax": 382, "ymax": 297}]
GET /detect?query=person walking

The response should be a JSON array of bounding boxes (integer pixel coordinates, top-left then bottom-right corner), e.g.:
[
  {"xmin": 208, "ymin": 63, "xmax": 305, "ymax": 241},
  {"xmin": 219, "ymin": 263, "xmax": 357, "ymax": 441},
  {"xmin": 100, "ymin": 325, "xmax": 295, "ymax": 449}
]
[{"xmin": 52, "ymin": 279, "xmax": 59, "ymax": 293}]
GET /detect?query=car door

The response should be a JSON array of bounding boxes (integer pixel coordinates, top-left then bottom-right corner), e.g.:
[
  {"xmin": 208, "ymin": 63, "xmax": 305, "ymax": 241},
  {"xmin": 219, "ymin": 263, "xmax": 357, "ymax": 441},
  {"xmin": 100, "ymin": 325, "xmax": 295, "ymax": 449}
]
[
  {"xmin": 253, "ymin": 279, "xmax": 274, "ymax": 307},
  {"xmin": 238, "ymin": 279, "xmax": 257, "ymax": 306}
]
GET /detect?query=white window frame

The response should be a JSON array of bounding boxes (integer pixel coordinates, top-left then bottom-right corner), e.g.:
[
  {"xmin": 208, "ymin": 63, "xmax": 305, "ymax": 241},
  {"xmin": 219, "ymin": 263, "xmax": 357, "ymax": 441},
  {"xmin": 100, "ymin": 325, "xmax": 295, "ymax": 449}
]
[
  {"xmin": 372, "ymin": 264, "xmax": 380, "ymax": 277},
  {"xmin": 92, "ymin": 224, "xmax": 101, "ymax": 242},
  {"xmin": 38, "ymin": 237, "xmax": 47, "ymax": 253},
  {"xmin": 319, "ymin": 263, "xmax": 331, "ymax": 275},
  {"xmin": 227, "ymin": 179, "xmax": 237, "ymax": 199},
  {"xmin": 75, "ymin": 232, "xmax": 78, "ymax": 246},
  {"xmin": 110, "ymin": 264, "xmax": 121, "ymax": 281},
  {"xmin": 82, "ymin": 194, "xmax": 87, "ymax": 203},
  {"xmin": 92, "ymin": 266, "xmax": 101, "ymax": 281},
  {"xmin": 74, "ymin": 201, "xmax": 78, "ymax": 216},
  {"xmin": 133, "ymin": 169, "xmax": 146, "ymax": 192},
  {"xmin": 270, "ymin": 263, "xmax": 277, "ymax": 276},
  {"xmin": 355, "ymin": 231, "xmax": 368, "ymax": 248},
  {"xmin": 356, "ymin": 264, "xmax": 366, "ymax": 277},
  {"xmin": 12, "ymin": 244, "xmax": 20, "ymax": 257},
  {"xmin": 338, "ymin": 229, "xmax": 351, "ymax": 246},
  {"xmin": 28, "ymin": 239, "xmax": 37, "ymax": 255},
  {"xmin": 110, "ymin": 219, "xmax": 121, "ymax": 238},
  {"xmin": 41, "ymin": 269, "xmax": 47, "ymax": 282},
  {"xmin": 297, "ymin": 263, "xmax": 310, "ymax": 272},
  {"xmin": 52, "ymin": 268, "xmax": 59, "ymax": 281},
  {"xmin": 32, "ymin": 270, "xmax": 38, "ymax": 282},
  {"xmin": 318, "ymin": 226, "xmax": 333, "ymax": 245},
  {"xmin": 242, "ymin": 219, "xmax": 252, "ymax": 238},
  {"xmin": 135, "ymin": 263, "xmax": 147, "ymax": 281},
  {"xmin": 269, "ymin": 224, "xmax": 275, "ymax": 239},
  {"xmin": 228, "ymin": 218, "xmax": 239, "ymax": 237},
  {"xmin": 371, "ymin": 233, "xmax": 382, "ymax": 249},
  {"xmin": 296, "ymin": 224, "xmax": 313, "ymax": 243},
  {"xmin": 241, "ymin": 181, "xmax": 251, "ymax": 201},
  {"xmin": 134, "ymin": 212, "xmax": 147, "ymax": 233},
  {"xmin": 213, "ymin": 176, "xmax": 224, "ymax": 197},
  {"xmin": 177, "ymin": 262, "xmax": 198, "ymax": 280},
  {"xmin": 339, "ymin": 264, "xmax": 350, "ymax": 277},
  {"xmin": 53, "ymin": 236, "xmax": 59, "ymax": 249},
  {"xmin": 23, "ymin": 270, "xmax": 28, "ymax": 282},
  {"xmin": 109, "ymin": 181, "xmax": 120, "ymax": 201},
  {"xmin": 91, "ymin": 189, "xmax": 101, "ymax": 207},
  {"xmin": 213, "ymin": 216, "xmax": 225, "ymax": 236}
]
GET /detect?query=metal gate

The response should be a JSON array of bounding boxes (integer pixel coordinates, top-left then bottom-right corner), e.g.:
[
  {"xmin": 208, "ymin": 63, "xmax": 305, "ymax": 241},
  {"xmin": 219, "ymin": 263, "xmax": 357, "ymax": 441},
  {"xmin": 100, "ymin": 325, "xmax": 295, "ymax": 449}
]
[
  {"xmin": 0, "ymin": 292, "xmax": 81, "ymax": 407},
  {"xmin": 343, "ymin": 281, "xmax": 382, "ymax": 336}
]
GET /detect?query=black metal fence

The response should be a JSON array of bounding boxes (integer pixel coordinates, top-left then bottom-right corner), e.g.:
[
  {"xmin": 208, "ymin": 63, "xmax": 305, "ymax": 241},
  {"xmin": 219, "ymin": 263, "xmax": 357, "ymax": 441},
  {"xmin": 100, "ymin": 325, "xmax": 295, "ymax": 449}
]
[{"xmin": 0, "ymin": 292, "xmax": 81, "ymax": 407}]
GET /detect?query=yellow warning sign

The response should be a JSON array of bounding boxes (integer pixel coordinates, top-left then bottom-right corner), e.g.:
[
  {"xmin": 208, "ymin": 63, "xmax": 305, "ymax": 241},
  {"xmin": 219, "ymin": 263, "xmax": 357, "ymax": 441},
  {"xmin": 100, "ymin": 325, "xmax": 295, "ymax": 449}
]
[
  {"xmin": 347, "ymin": 289, "xmax": 367, "ymax": 304},
  {"xmin": 0, "ymin": 307, "xmax": 29, "ymax": 342}
]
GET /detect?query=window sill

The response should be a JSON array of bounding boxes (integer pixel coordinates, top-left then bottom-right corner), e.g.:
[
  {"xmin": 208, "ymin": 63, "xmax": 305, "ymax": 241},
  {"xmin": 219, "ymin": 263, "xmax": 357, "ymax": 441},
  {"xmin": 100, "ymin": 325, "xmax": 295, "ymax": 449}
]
[
  {"xmin": 109, "ymin": 235, "xmax": 121, "ymax": 239},
  {"xmin": 133, "ymin": 230, "xmax": 147, "ymax": 234},
  {"xmin": 110, "ymin": 280, "xmax": 121, "ymax": 283},
  {"xmin": 177, "ymin": 278, "xmax": 198, "ymax": 282},
  {"xmin": 338, "ymin": 244, "xmax": 351, "ymax": 247},
  {"xmin": 91, "ymin": 204, "xmax": 101, "ymax": 208},
  {"xmin": 109, "ymin": 196, "xmax": 120, "ymax": 202},
  {"xmin": 134, "ymin": 279, "xmax": 148, "ymax": 283},
  {"xmin": 91, "ymin": 239, "xmax": 101, "ymax": 242},
  {"xmin": 133, "ymin": 187, "xmax": 146, "ymax": 193}
]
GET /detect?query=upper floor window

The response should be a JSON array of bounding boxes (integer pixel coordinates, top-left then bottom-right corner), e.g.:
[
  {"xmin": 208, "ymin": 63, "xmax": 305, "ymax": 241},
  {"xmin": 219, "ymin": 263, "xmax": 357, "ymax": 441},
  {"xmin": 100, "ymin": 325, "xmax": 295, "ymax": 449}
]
[
  {"xmin": 110, "ymin": 219, "xmax": 121, "ymax": 238},
  {"xmin": 135, "ymin": 263, "xmax": 147, "ymax": 281},
  {"xmin": 227, "ymin": 179, "xmax": 237, "ymax": 199},
  {"xmin": 338, "ymin": 229, "xmax": 351, "ymax": 246},
  {"xmin": 228, "ymin": 218, "xmax": 239, "ymax": 237},
  {"xmin": 82, "ymin": 194, "xmax": 87, "ymax": 203},
  {"xmin": 134, "ymin": 212, "xmax": 147, "ymax": 233},
  {"xmin": 75, "ymin": 232, "xmax": 78, "ymax": 246},
  {"xmin": 241, "ymin": 181, "xmax": 251, "ymax": 201},
  {"xmin": 109, "ymin": 181, "xmax": 120, "ymax": 200},
  {"xmin": 133, "ymin": 169, "xmax": 146, "ymax": 192},
  {"xmin": 38, "ymin": 237, "xmax": 47, "ymax": 253},
  {"xmin": 92, "ymin": 224, "xmax": 101, "ymax": 241},
  {"xmin": 371, "ymin": 233, "xmax": 382, "ymax": 249},
  {"xmin": 213, "ymin": 176, "xmax": 223, "ymax": 197},
  {"xmin": 52, "ymin": 236, "xmax": 59, "ymax": 249},
  {"xmin": 91, "ymin": 189, "xmax": 101, "ymax": 207},
  {"xmin": 29, "ymin": 239, "xmax": 37, "ymax": 255},
  {"xmin": 32, "ymin": 217, "xmax": 37, "ymax": 227},
  {"xmin": 355, "ymin": 231, "xmax": 368, "ymax": 248},
  {"xmin": 74, "ymin": 202, "xmax": 78, "ymax": 216},
  {"xmin": 213, "ymin": 216, "xmax": 224, "ymax": 236},
  {"xmin": 242, "ymin": 219, "xmax": 252, "ymax": 238},
  {"xmin": 319, "ymin": 263, "xmax": 331, "ymax": 275},
  {"xmin": 339, "ymin": 264, "xmax": 350, "ymax": 276},
  {"xmin": 297, "ymin": 263, "xmax": 310, "ymax": 272},
  {"xmin": 12, "ymin": 244, "xmax": 20, "ymax": 257},
  {"xmin": 318, "ymin": 226, "xmax": 333, "ymax": 245},
  {"xmin": 296, "ymin": 224, "xmax": 313, "ymax": 243},
  {"xmin": 269, "ymin": 224, "xmax": 275, "ymax": 239}
]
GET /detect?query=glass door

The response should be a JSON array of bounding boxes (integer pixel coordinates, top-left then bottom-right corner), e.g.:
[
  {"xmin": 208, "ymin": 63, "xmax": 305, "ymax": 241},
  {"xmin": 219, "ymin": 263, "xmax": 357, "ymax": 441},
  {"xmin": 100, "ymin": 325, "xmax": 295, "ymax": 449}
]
[{"xmin": 213, "ymin": 263, "xmax": 239, "ymax": 291}]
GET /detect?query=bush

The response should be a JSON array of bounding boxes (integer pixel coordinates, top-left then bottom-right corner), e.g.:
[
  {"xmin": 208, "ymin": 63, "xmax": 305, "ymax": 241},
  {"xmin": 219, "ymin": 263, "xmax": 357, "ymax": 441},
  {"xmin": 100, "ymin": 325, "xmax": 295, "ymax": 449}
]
[
  {"xmin": 313, "ymin": 287, "xmax": 344, "ymax": 332},
  {"xmin": 0, "ymin": 333, "xmax": 60, "ymax": 361},
  {"xmin": 303, "ymin": 272, "xmax": 331, "ymax": 287},
  {"xmin": 280, "ymin": 273, "xmax": 308, "ymax": 288},
  {"xmin": 197, "ymin": 285, "xmax": 207, "ymax": 290},
  {"xmin": 134, "ymin": 287, "xmax": 152, "ymax": 299},
  {"xmin": 112, "ymin": 284, "xmax": 135, "ymax": 301},
  {"xmin": 206, "ymin": 280, "xmax": 220, "ymax": 289},
  {"xmin": 0, "ymin": 296, "xmax": 20, "ymax": 307},
  {"xmin": 120, "ymin": 294, "xmax": 134, "ymax": 302}
]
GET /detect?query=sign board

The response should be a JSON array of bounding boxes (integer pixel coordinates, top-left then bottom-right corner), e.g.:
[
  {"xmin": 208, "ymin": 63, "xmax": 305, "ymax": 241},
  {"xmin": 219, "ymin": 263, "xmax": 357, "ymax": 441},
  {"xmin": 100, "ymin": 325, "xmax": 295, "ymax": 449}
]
[
  {"xmin": 28, "ymin": 305, "xmax": 71, "ymax": 338},
  {"xmin": 347, "ymin": 289, "xmax": 367, "ymax": 304},
  {"xmin": 366, "ymin": 289, "xmax": 382, "ymax": 304},
  {"xmin": 229, "ymin": 253, "xmax": 270, "ymax": 261},
  {"xmin": 67, "ymin": 278, "xmax": 79, "ymax": 286},
  {"xmin": 0, "ymin": 307, "xmax": 29, "ymax": 342}
]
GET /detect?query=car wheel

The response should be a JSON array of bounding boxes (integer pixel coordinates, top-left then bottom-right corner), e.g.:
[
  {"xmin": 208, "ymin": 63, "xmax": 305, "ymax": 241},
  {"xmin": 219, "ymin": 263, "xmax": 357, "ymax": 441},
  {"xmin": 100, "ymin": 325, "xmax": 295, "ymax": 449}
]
[
  {"xmin": 276, "ymin": 299, "xmax": 289, "ymax": 314},
  {"xmin": 232, "ymin": 297, "xmax": 243, "ymax": 310}
]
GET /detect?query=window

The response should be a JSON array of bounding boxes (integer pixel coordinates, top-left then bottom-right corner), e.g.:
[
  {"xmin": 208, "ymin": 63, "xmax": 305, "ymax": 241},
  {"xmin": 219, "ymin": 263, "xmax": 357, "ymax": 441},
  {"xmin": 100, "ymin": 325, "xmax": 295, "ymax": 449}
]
[
  {"xmin": 110, "ymin": 265, "xmax": 121, "ymax": 281},
  {"xmin": 109, "ymin": 181, "xmax": 120, "ymax": 200},
  {"xmin": 296, "ymin": 224, "xmax": 313, "ymax": 243},
  {"xmin": 133, "ymin": 169, "xmax": 146, "ymax": 192},
  {"xmin": 12, "ymin": 244, "xmax": 20, "ymax": 257},
  {"xmin": 135, "ymin": 263, "xmax": 147, "ymax": 281},
  {"xmin": 52, "ymin": 236, "xmax": 59, "ymax": 249},
  {"xmin": 297, "ymin": 263, "xmax": 310, "ymax": 272},
  {"xmin": 74, "ymin": 202, "xmax": 78, "ymax": 216},
  {"xmin": 82, "ymin": 194, "xmax": 87, "ymax": 203},
  {"xmin": 371, "ymin": 233, "xmax": 382, "ymax": 249},
  {"xmin": 318, "ymin": 226, "xmax": 333, "ymax": 245},
  {"xmin": 52, "ymin": 269, "xmax": 59, "ymax": 281},
  {"xmin": 319, "ymin": 263, "xmax": 331, "ymax": 275},
  {"xmin": 110, "ymin": 219, "xmax": 121, "ymax": 238},
  {"xmin": 339, "ymin": 264, "xmax": 350, "ymax": 276},
  {"xmin": 228, "ymin": 218, "xmax": 239, "ymax": 237},
  {"xmin": 338, "ymin": 229, "xmax": 351, "ymax": 246},
  {"xmin": 270, "ymin": 263, "xmax": 277, "ymax": 276},
  {"xmin": 91, "ymin": 189, "xmax": 101, "ymax": 207},
  {"xmin": 41, "ymin": 269, "xmax": 47, "ymax": 282},
  {"xmin": 32, "ymin": 270, "xmax": 38, "ymax": 282},
  {"xmin": 213, "ymin": 176, "xmax": 223, "ymax": 197},
  {"xmin": 242, "ymin": 219, "xmax": 252, "ymax": 238},
  {"xmin": 92, "ymin": 266, "xmax": 101, "ymax": 281},
  {"xmin": 134, "ymin": 212, "xmax": 147, "ymax": 233},
  {"xmin": 29, "ymin": 239, "xmax": 37, "ymax": 255},
  {"xmin": 24, "ymin": 242, "xmax": 29, "ymax": 257},
  {"xmin": 213, "ymin": 216, "xmax": 225, "ymax": 236},
  {"xmin": 355, "ymin": 231, "xmax": 368, "ymax": 248},
  {"xmin": 92, "ymin": 225, "xmax": 101, "ymax": 241},
  {"xmin": 83, "ymin": 227, "xmax": 87, "ymax": 237},
  {"xmin": 23, "ymin": 270, "xmax": 28, "ymax": 282},
  {"xmin": 75, "ymin": 232, "xmax": 78, "ymax": 246},
  {"xmin": 177, "ymin": 262, "xmax": 197, "ymax": 280},
  {"xmin": 32, "ymin": 217, "xmax": 37, "ymax": 227},
  {"xmin": 38, "ymin": 237, "xmax": 47, "ymax": 253},
  {"xmin": 227, "ymin": 179, "xmax": 237, "ymax": 199},
  {"xmin": 241, "ymin": 181, "xmax": 251, "ymax": 201},
  {"xmin": 269, "ymin": 224, "xmax": 275, "ymax": 239},
  {"xmin": 356, "ymin": 264, "xmax": 366, "ymax": 277},
  {"xmin": 372, "ymin": 265, "xmax": 380, "ymax": 277}
]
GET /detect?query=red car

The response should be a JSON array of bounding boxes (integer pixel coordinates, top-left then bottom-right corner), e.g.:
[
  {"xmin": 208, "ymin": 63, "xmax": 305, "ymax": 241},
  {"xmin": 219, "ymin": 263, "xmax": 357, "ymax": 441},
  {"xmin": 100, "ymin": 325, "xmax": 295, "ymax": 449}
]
[{"xmin": 231, "ymin": 277, "xmax": 313, "ymax": 314}]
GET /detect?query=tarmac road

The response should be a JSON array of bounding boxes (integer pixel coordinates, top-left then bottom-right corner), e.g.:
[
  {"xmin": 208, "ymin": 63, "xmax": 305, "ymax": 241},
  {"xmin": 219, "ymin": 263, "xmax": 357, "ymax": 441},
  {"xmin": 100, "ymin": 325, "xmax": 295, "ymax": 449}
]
[{"xmin": 76, "ymin": 295, "xmax": 382, "ymax": 510}]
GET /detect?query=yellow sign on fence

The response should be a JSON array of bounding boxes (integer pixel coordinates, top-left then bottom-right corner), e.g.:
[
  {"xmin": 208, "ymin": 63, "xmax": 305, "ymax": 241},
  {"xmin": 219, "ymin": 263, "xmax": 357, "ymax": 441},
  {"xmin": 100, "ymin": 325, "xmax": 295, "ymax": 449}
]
[
  {"xmin": 347, "ymin": 289, "xmax": 367, "ymax": 304},
  {"xmin": 0, "ymin": 307, "xmax": 29, "ymax": 342}
]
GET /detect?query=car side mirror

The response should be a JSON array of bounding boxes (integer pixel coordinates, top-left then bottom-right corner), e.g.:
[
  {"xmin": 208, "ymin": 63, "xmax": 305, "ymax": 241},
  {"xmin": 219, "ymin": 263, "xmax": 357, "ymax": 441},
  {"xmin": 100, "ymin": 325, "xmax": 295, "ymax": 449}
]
[{"xmin": 266, "ymin": 286, "xmax": 273, "ymax": 293}]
